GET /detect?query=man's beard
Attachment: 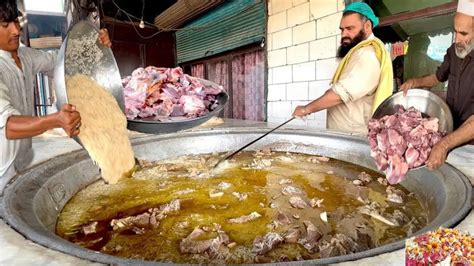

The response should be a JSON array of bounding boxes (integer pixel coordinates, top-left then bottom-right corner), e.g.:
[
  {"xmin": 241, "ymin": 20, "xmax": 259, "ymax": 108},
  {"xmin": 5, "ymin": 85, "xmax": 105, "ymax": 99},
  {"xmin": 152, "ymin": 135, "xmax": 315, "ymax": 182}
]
[
  {"xmin": 337, "ymin": 29, "xmax": 367, "ymax": 58},
  {"xmin": 455, "ymin": 38, "xmax": 474, "ymax": 59}
]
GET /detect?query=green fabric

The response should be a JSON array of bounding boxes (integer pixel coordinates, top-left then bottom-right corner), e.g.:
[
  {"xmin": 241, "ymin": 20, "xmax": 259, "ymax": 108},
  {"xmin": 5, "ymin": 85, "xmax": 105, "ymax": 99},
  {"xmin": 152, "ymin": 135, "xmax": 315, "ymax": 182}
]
[{"xmin": 344, "ymin": 2, "xmax": 379, "ymax": 28}]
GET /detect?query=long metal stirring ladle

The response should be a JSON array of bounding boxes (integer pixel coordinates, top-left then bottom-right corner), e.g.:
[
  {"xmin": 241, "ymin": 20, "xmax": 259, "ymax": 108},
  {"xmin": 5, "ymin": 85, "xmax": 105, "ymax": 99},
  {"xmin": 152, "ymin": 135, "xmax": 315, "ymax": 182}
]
[{"xmin": 213, "ymin": 117, "xmax": 295, "ymax": 168}]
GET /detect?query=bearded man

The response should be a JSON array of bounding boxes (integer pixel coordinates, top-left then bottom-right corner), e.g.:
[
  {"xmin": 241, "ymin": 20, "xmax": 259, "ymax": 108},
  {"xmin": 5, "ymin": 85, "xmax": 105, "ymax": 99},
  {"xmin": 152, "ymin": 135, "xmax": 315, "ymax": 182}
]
[
  {"xmin": 292, "ymin": 2, "xmax": 393, "ymax": 135},
  {"xmin": 400, "ymin": 10, "xmax": 474, "ymax": 170}
]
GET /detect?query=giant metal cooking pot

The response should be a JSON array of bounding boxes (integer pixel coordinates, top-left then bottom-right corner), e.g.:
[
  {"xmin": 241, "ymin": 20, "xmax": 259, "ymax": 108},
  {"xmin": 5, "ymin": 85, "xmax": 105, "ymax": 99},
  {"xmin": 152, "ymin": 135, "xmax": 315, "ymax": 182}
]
[{"xmin": 0, "ymin": 128, "xmax": 471, "ymax": 265}]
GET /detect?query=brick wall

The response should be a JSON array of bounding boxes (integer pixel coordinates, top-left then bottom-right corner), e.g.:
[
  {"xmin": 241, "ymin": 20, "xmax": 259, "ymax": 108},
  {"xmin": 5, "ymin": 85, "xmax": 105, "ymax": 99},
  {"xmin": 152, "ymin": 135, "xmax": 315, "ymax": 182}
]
[{"xmin": 266, "ymin": 0, "xmax": 345, "ymax": 128}]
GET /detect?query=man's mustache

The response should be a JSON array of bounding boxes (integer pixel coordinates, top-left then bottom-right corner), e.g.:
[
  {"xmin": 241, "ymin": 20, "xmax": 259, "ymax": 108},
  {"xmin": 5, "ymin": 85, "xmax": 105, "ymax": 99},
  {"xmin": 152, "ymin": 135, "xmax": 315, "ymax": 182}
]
[{"xmin": 341, "ymin": 37, "xmax": 352, "ymax": 43}]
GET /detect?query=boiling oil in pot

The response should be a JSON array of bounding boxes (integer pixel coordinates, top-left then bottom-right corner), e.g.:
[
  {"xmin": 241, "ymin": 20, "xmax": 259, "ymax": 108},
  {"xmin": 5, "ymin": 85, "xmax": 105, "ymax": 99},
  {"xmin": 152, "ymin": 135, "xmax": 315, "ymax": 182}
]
[{"xmin": 56, "ymin": 150, "xmax": 427, "ymax": 263}]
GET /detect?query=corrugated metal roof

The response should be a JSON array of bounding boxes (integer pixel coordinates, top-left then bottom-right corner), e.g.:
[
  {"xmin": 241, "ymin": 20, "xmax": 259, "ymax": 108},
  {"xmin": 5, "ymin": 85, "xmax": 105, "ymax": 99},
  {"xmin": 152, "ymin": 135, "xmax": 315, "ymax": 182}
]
[
  {"xmin": 176, "ymin": 0, "xmax": 265, "ymax": 63},
  {"xmin": 154, "ymin": 0, "xmax": 224, "ymax": 30}
]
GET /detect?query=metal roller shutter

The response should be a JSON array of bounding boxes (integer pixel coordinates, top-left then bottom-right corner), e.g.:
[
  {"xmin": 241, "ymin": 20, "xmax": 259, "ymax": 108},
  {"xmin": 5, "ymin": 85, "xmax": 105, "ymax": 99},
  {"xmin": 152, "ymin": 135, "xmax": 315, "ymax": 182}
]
[{"xmin": 176, "ymin": 0, "xmax": 265, "ymax": 64}]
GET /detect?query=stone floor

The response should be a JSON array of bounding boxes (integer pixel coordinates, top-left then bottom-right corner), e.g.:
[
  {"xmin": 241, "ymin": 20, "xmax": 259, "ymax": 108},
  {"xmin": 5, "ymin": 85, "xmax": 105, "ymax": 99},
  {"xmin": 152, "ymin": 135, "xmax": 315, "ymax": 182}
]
[{"xmin": 0, "ymin": 120, "xmax": 472, "ymax": 265}]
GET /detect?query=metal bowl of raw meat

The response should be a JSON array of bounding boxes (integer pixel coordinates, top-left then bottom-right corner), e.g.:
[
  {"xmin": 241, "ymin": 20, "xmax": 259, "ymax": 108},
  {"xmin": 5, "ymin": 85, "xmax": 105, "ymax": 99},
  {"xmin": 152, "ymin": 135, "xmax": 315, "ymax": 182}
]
[
  {"xmin": 372, "ymin": 89, "xmax": 453, "ymax": 133},
  {"xmin": 126, "ymin": 78, "xmax": 229, "ymax": 134}
]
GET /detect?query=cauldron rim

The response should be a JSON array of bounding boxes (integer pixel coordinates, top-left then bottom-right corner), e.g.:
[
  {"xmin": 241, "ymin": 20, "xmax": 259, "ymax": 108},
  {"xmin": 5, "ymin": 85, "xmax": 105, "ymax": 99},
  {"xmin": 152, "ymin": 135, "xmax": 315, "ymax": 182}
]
[{"xmin": 1, "ymin": 128, "xmax": 471, "ymax": 265}]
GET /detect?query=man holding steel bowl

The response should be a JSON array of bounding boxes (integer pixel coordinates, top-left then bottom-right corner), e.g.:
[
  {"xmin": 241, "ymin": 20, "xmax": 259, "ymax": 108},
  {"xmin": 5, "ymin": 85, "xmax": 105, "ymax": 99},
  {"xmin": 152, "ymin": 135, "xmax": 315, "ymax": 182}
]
[
  {"xmin": 400, "ymin": 1, "xmax": 474, "ymax": 170},
  {"xmin": 0, "ymin": 0, "xmax": 111, "ymax": 193}
]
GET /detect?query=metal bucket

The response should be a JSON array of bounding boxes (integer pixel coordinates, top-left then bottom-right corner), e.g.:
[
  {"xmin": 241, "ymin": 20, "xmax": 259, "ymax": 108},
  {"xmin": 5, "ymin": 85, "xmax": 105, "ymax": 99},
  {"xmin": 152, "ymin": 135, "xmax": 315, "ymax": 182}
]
[{"xmin": 0, "ymin": 128, "xmax": 471, "ymax": 264}]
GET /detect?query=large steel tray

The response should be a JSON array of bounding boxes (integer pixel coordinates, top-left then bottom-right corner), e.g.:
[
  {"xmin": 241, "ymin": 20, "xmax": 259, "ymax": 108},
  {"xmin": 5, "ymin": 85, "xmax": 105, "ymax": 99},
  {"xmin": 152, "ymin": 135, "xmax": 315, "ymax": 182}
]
[{"xmin": 127, "ymin": 89, "xmax": 228, "ymax": 134}]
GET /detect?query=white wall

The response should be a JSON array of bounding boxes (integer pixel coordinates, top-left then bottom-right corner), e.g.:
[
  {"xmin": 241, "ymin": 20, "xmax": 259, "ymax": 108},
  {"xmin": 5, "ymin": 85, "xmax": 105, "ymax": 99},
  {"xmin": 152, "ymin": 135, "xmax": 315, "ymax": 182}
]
[
  {"xmin": 24, "ymin": 0, "xmax": 65, "ymax": 14},
  {"xmin": 267, "ymin": 0, "xmax": 345, "ymax": 128}
]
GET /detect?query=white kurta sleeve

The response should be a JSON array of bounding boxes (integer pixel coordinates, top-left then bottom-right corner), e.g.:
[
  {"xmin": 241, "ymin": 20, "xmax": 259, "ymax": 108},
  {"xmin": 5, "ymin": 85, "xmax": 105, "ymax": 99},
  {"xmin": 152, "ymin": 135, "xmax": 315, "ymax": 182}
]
[
  {"xmin": 0, "ymin": 81, "xmax": 21, "ymax": 183},
  {"xmin": 21, "ymin": 47, "xmax": 57, "ymax": 76},
  {"xmin": 0, "ymin": 82, "xmax": 20, "ymax": 128},
  {"xmin": 332, "ymin": 45, "xmax": 381, "ymax": 103}
]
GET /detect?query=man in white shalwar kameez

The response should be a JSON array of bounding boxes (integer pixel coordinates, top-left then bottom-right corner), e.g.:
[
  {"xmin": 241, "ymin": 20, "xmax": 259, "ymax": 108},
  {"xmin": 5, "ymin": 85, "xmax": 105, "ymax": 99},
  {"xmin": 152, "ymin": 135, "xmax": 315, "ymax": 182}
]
[{"xmin": 0, "ymin": 0, "xmax": 111, "ymax": 193}]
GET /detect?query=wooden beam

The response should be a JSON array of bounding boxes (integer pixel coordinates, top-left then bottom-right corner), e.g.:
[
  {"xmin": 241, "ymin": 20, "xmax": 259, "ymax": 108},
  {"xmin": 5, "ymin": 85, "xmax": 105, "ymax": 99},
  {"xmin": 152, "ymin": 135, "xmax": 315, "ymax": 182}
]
[{"xmin": 379, "ymin": 2, "xmax": 457, "ymax": 27}]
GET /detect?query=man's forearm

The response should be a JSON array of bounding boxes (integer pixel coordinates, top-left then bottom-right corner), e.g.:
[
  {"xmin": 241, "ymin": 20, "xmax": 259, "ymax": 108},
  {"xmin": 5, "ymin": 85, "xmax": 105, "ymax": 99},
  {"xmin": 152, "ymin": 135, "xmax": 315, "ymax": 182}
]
[
  {"xmin": 5, "ymin": 114, "xmax": 58, "ymax": 139},
  {"xmin": 305, "ymin": 89, "xmax": 343, "ymax": 114},
  {"xmin": 438, "ymin": 115, "xmax": 474, "ymax": 150},
  {"xmin": 413, "ymin": 74, "xmax": 440, "ymax": 89}
]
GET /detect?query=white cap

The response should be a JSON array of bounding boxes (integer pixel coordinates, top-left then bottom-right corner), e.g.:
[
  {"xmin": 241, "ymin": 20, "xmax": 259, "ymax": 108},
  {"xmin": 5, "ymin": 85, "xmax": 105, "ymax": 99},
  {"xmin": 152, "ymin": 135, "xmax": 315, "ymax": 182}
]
[{"xmin": 458, "ymin": 0, "xmax": 474, "ymax": 16}]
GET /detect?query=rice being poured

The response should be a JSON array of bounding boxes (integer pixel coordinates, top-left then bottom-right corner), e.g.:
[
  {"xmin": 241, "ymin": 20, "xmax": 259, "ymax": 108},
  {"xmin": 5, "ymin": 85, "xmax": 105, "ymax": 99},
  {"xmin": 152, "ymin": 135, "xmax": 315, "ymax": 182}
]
[
  {"xmin": 65, "ymin": 30, "xmax": 104, "ymax": 76},
  {"xmin": 66, "ymin": 74, "xmax": 135, "ymax": 183}
]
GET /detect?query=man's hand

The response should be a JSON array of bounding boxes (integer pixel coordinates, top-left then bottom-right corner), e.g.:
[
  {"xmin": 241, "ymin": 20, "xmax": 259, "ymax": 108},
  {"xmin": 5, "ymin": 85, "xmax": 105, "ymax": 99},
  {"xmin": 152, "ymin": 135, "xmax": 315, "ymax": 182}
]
[
  {"xmin": 399, "ymin": 74, "xmax": 439, "ymax": 96},
  {"xmin": 426, "ymin": 115, "xmax": 474, "ymax": 170},
  {"xmin": 292, "ymin": 106, "xmax": 308, "ymax": 118},
  {"xmin": 291, "ymin": 89, "xmax": 342, "ymax": 118},
  {"xmin": 99, "ymin": 28, "xmax": 112, "ymax": 48},
  {"xmin": 426, "ymin": 141, "xmax": 449, "ymax": 170},
  {"xmin": 56, "ymin": 104, "xmax": 81, "ymax": 137},
  {"xmin": 399, "ymin": 79, "xmax": 416, "ymax": 96}
]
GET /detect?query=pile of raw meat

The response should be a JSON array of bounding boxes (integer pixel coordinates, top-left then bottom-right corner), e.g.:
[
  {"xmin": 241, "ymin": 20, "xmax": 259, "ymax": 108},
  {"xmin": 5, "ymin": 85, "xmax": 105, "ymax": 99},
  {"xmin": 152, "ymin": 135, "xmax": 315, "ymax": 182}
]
[
  {"xmin": 368, "ymin": 106, "xmax": 444, "ymax": 184},
  {"xmin": 122, "ymin": 66, "xmax": 224, "ymax": 120}
]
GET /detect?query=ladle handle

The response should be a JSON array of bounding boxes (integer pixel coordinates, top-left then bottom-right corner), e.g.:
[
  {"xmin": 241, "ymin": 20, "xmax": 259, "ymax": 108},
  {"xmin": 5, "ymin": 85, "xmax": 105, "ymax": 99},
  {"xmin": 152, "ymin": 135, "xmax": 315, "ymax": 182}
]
[{"xmin": 214, "ymin": 117, "xmax": 295, "ymax": 168}]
